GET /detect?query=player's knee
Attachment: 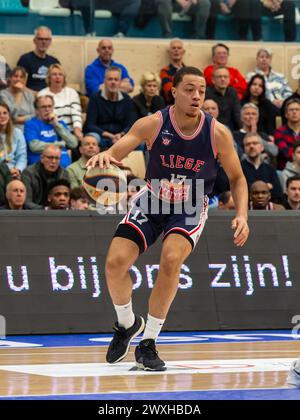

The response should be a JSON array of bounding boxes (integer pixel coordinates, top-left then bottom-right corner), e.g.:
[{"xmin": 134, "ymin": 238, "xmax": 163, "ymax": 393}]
[
  {"xmin": 105, "ymin": 254, "xmax": 128, "ymax": 277},
  {"xmin": 160, "ymin": 251, "xmax": 183, "ymax": 275}
]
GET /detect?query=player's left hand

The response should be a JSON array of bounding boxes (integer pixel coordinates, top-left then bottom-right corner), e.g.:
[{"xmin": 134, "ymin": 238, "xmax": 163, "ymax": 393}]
[{"xmin": 231, "ymin": 216, "xmax": 249, "ymax": 247}]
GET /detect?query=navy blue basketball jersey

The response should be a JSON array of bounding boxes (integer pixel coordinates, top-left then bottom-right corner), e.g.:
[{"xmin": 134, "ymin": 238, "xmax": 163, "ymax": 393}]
[{"xmin": 146, "ymin": 106, "xmax": 218, "ymax": 203}]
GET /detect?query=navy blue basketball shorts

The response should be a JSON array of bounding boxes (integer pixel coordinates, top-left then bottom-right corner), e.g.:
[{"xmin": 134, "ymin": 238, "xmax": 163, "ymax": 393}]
[{"xmin": 114, "ymin": 188, "xmax": 208, "ymax": 253}]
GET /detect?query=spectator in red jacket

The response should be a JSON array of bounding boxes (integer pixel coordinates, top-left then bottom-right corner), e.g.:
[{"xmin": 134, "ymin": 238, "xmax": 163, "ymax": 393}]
[{"xmin": 203, "ymin": 43, "xmax": 247, "ymax": 100}]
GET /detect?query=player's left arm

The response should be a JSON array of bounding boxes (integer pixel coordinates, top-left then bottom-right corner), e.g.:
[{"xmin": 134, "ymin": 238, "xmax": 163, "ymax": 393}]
[{"xmin": 214, "ymin": 121, "xmax": 250, "ymax": 247}]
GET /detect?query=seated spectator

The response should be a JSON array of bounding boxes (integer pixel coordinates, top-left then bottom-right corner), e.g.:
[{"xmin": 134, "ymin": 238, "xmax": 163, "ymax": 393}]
[
  {"xmin": 133, "ymin": 72, "xmax": 165, "ymax": 119},
  {"xmin": 242, "ymin": 73, "xmax": 278, "ymax": 135},
  {"xmin": 281, "ymin": 77, "xmax": 300, "ymax": 124},
  {"xmin": 218, "ymin": 191, "xmax": 235, "ymax": 210},
  {"xmin": 246, "ymin": 48, "xmax": 293, "ymax": 109},
  {"xmin": 230, "ymin": 0, "xmax": 262, "ymax": 41},
  {"xmin": 67, "ymin": 135, "xmax": 100, "ymax": 189},
  {"xmin": 160, "ymin": 38, "xmax": 186, "ymax": 105},
  {"xmin": 205, "ymin": 66, "xmax": 242, "ymax": 131},
  {"xmin": 280, "ymin": 140, "xmax": 300, "ymax": 191},
  {"xmin": 22, "ymin": 144, "xmax": 70, "ymax": 208},
  {"xmin": 0, "ymin": 66, "xmax": 35, "ymax": 131},
  {"xmin": 0, "ymin": 54, "xmax": 11, "ymax": 91},
  {"xmin": 155, "ymin": 0, "xmax": 210, "ymax": 39},
  {"xmin": 85, "ymin": 39, "xmax": 134, "ymax": 97},
  {"xmin": 249, "ymin": 180, "xmax": 284, "ymax": 210},
  {"xmin": 203, "ymin": 43, "xmax": 247, "ymax": 100},
  {"xmin": 0, "ymin": 101, "xmax": 27, "ymax": 178},
  {"xmin": 24, "ymin": 95, "xmax": 78, "ymax": 168},
  {"xmin": 45, "ymin": 179, "xmax": 71, "ymax": 210},
  {"xmin": 84, "ymin": 67, "xmax": 136, "ymax": 149},
  {"xmin": 39, "ymin": 64, "xmax": 83, "ymax": 142},
  {"xmin": 274, "ymin": 98, "xmax": 300, "ymax": 170},
  {"xmin": 71, "ymin": 0, "xmax": 141, "ymax": 37},
  {"xmin": 261, "ymin": 0, "xmax": 296, "ymax": 42},
  {"xmin": 233, "ymin": 103, "xmax": 278, "ymax": 160},
  {"xmin": 0, "ymin": 179, "xmax": 32, "ymax": 210},
  {"xmin": 17, "ymin": 26, "xmax": 60, "ymax": 92},
  {"xmin": 206, "ymin": 0, "xmax": 232, "ymax": 40},
  {"xmin": 70, "ymin": 187, "xmax": 90, "ymax": 210},
  {"xmin": 281, "ymin": 175, "xmax": 300, "ymax": 210},
  {"xmin": 202, "ymin": 98, "xmax": 220, "ymax": 119},
  {"xmin": 241, "ymin": 132, "xmax": 283, "ymax": 203},
  {"xmin": 0, "ymin": 161, "xmax": 12, "ymax": 206}
]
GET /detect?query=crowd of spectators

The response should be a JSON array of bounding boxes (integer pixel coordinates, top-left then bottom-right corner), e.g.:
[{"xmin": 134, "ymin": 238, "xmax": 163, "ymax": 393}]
[{"xmin": 0, "ymin": 25, "xmax": 299, "ymax": 212}]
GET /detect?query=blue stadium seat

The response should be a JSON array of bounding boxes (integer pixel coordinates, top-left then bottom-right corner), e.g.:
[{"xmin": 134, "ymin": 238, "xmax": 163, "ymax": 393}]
[{"xmin": 0, "ymin": 0, "xmax": 28, "ymax": 14}]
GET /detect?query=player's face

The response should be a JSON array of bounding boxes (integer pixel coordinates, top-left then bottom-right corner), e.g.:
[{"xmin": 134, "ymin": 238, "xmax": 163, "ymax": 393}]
[{"xmin": 172, "ymin": 75, "xmax": 206, "ymax": 117}]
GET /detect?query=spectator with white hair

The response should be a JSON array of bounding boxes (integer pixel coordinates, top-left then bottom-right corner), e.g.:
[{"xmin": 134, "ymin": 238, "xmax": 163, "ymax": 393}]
[
  {"xmin": 17, "ymin": 26, "xmax": 60, "ymax": 92},
  {"xmin": 246, "ymin": 48, "xmax": 293, "ymax": 109}
]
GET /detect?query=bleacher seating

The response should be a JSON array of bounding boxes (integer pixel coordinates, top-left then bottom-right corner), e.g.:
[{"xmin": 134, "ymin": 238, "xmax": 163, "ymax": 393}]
[
  {"xmin": 0, "ymin": 0, "xmax": 28, "ymax": 14},
  {"xmin": 29, "ymin": 0, "xmax": 71, "ymax": 17}
]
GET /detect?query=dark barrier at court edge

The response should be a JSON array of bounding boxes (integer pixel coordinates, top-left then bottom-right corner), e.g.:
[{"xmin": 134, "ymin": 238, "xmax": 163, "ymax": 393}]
[{"xmin": 0, "ymin": 211, "xmax": 299, "ymax": 335}]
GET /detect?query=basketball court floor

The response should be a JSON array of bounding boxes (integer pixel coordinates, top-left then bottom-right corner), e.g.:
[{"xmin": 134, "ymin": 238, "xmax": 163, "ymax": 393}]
[{"xmin": 0, "ymin": 330, "xmax": 300, "ymax": 400}]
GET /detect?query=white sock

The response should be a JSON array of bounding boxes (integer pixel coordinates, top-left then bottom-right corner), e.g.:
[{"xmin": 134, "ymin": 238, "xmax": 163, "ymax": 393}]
[
  {"xmin": 142, "ymin": 314, "xmax": 165, "ymax": 341},
  {"xmin": 114, "ymin": 300, "xmax": 135, "ymax": 329}
]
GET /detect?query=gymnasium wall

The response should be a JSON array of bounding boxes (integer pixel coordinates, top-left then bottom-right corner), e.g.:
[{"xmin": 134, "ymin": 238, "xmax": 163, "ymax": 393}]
[
  {"xmin": 1, "ymin": 35, "xmax": 300, "ymax": 94},
  {"xmin": 0, "ymin": 211, "xmax": 299, "ymax": 335}
]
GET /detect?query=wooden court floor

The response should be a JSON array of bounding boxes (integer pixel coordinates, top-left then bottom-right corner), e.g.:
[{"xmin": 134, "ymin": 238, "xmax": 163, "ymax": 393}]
[{"xmin": 0, "ymin": 340, "xmax": 299, "ymax": 398}]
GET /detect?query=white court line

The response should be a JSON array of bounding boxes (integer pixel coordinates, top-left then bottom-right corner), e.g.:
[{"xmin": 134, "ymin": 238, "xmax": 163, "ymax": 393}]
[{"xmin": 0, "ymin": 358, "xmax": 295, "ymax": 377}]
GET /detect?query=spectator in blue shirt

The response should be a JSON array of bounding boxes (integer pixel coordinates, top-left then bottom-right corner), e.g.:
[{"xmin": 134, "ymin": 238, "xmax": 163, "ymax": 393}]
[
  {"xmin": 24, "ymin": 95, "xmax": 78, "ymax": 168},
  {"xmin": 85, "ymin": 39, "xmax": 134, "ymax": 97}
]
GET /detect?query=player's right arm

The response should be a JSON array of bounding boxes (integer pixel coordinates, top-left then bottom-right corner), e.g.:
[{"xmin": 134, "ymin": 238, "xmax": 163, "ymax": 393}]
[{"xmin": 86, "ymin": 113, "xmax": 161, "ymax": 169}]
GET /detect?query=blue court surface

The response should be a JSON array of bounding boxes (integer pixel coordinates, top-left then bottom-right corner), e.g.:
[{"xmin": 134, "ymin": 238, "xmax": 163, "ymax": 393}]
[
  {"xmin": 1, "ymin": 330, "xmax": 300, "ymax": 400},
  {"xmin": 1, "ymin": 329, "xmax": 300, "ymax": 348}
]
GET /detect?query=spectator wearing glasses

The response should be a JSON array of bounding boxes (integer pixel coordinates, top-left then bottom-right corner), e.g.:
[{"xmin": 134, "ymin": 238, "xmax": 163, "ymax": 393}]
[
  {"xmin": 24, "ymin": 95, "xmax": 78, "ymax": 168},
  {"xmin": 17, "ymin": 26, "xmax": 60, "ymax": 92},
  {"xmin": 22, "ymin": 144, "xmax": 70, "ymax": 208}
]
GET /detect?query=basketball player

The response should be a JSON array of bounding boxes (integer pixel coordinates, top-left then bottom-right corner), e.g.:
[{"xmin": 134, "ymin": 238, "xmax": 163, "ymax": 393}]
[{"xmin": 87, "ymin": 67, "xmax": 249, "ymax": 371}]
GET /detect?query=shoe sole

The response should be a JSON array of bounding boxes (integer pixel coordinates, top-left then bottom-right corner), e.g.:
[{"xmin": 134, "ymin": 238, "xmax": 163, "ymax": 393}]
[
  {"xmin": 108, "ymin": 317, "xmax": 145, "ymax": 364},
  {"xmin": 135, "ymin": 361, "xmax": 167, "ymax": 371}
]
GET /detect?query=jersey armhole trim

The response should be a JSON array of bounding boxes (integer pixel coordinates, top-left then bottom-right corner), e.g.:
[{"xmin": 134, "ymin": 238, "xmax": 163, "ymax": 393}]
[
  {"xmin": 210, "ymin": 117, "xmax": 217, "ymax": 159},
  {"xmin": 147, "ymin": 111, "xmax": 163, "ymax": 151}
]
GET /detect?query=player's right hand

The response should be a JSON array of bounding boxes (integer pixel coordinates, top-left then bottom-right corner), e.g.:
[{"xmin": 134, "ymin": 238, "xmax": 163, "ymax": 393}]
[{"xmin": 86, "ymin": 152, "xmax": 123, "ymax": 170}]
